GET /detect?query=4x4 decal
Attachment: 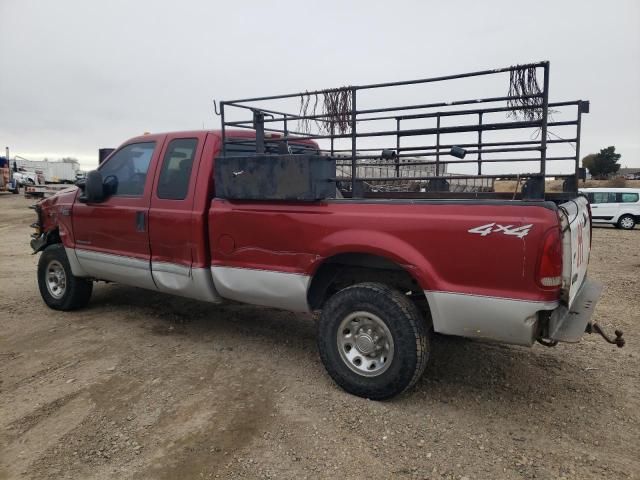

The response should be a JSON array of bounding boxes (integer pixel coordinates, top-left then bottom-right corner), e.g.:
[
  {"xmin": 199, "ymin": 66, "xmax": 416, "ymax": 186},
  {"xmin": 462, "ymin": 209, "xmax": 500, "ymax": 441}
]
[{"xmin": 468, "ymin": 223, "xmax": 533, "ymax": 238}]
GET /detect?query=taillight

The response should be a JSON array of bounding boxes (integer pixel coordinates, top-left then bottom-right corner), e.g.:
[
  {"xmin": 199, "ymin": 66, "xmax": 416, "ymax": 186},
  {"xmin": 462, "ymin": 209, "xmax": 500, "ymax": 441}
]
[{"xmin": 537, "ymin": 227, "xmax": 562, "ymax": 289}]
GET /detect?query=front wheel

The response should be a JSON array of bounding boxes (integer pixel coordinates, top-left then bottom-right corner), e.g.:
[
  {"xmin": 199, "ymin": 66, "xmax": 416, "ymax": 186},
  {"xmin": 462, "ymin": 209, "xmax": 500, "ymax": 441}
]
[
  {"xmin": 317, "ymin": 282, "xmax": 430, "ymax": 400},
  {"xmin": 37, "ymin": 244, "xmax": 93, "ymax": 310},
  {"xmin": 618, "ymin": 215, "xmax": 636, "ymax": 230}
]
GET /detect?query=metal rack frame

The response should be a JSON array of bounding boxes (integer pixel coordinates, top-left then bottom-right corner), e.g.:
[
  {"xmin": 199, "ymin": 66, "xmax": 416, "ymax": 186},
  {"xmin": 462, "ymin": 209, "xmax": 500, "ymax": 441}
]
[{"xmin": 216, "ymin": 61, "xmax": 589, "ymax": 199}]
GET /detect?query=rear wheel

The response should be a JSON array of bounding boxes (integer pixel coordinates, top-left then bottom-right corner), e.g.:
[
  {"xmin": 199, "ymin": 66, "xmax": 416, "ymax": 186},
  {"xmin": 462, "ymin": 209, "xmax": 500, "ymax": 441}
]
[
  {"xmin": 317, "ymin": 282, "xmax": 430, "ymax": 400},
  {"xmin": 37, "ymin": 244, "xmax": 93, "ymax": 310},
  {"xmin": 618, "ymin": 215, "xmax": 636, "ymax": 230}
]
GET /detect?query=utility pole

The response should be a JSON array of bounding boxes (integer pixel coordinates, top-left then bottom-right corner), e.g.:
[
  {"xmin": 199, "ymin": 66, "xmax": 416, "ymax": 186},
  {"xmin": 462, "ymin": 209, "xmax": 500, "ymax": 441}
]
[{"xmin": 5, "ymin": 146, "xmax": 12, "ymax": 185}]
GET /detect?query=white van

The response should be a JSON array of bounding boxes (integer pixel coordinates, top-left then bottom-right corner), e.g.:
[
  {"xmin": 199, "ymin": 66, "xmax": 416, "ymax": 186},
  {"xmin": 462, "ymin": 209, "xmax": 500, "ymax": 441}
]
[{"xmin": 580, "ymin": 188, "xmax": 640, "ymax": 230}]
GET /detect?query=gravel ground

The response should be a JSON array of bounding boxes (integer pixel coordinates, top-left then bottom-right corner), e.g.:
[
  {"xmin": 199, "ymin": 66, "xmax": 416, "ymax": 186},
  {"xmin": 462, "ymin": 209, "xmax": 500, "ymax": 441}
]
[{"xmin": 0, "ymin": 193, "xmax": 638, "ymax": 480}]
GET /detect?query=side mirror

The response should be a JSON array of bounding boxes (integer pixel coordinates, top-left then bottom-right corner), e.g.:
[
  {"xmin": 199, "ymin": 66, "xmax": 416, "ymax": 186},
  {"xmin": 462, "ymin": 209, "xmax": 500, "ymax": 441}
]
[{"xmin": 82, "ymin": 170, "xmax": 105, "ymax": 203}]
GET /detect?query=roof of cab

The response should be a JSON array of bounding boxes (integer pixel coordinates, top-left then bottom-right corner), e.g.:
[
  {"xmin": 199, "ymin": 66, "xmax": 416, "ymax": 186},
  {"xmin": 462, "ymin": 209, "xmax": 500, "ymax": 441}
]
[{"xmin": 123, "ymin": 129, "xmax": 319, "ymax": 148}]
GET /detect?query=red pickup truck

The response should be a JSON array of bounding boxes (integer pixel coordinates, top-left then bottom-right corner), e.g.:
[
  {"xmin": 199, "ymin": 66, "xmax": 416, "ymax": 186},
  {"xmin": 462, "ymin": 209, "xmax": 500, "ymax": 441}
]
[{"xmin": 29, "ymin": 64, "xmax": 623, "ymax": 399}]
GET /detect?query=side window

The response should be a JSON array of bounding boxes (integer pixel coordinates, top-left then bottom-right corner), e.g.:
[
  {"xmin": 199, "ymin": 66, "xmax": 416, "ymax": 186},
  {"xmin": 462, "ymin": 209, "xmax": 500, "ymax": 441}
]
[
  {"xmin": 621, "ymin": 193, "xmax": 639, "ymax": 203},
  {"xmin": 99, "ymin": 142, "xmax": 155, "ymax": 196},
  {"xmin": 591, "ymin": 192, "xmax": 616, "ymax": 204},
  {"xmin": 157, "ymin": 138, "xmax": 198, "ymax": 200}
]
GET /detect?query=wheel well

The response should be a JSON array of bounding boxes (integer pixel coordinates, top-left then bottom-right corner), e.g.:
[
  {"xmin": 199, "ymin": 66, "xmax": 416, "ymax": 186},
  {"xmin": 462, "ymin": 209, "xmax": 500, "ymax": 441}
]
[
  {"xmin": 307, "ymin": 253, "xmax": 427, "ymax": 311},
  {"xmin": 32, "ymin": 228, "xmax": 61, "ymax": 253},
  {"xmin": 47, "ymin": 229, "xmax": 61, "ymax": 244},
  {"xmin": 618, "ymin": 214, "xmax": 637, "ymax": 223}
]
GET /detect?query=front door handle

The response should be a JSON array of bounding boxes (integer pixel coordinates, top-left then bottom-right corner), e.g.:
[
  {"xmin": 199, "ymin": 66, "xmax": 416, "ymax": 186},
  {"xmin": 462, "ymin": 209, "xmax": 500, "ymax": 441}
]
[{"xmin": 135, "ymin": 211, "xmax": 146, "ymax": 232}]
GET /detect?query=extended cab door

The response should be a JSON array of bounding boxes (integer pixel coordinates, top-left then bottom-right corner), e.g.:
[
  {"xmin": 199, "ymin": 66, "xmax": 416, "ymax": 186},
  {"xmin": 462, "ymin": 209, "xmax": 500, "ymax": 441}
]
[
  {"xmin": 71, "ymin": 139, "xmax": 163, "ymax": 289},
  {"xmin": 148, "ymin": 133, "xmax": 221, "ymax": 302}
]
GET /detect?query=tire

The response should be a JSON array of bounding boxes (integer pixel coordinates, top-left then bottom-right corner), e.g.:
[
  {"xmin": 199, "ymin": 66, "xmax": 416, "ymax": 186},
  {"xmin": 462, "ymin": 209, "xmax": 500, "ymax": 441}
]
[
  {"xmin": 617, "ymin": 215, "xmax": 636, "ymax": 230},
  {"xmin": 317, "ymin": 282, "xmax": 430, "ymax": 400},
  {"xmin": 37, "ymin": 244, "xmax": 93, "ymax": 310}
]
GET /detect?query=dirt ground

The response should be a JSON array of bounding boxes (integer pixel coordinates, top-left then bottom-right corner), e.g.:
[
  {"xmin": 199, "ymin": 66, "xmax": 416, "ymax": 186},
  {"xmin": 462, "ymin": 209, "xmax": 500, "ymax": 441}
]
[{"xmin": 0, "ymin": 193, "xmax": 638, "ymax": 480}]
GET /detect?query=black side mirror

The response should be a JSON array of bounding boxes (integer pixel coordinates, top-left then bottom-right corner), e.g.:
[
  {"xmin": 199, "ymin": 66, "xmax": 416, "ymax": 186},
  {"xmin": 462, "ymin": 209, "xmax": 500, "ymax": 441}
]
[{"xmin": 81, "ymin": 170, "xmax": 105, "ymax": 203}]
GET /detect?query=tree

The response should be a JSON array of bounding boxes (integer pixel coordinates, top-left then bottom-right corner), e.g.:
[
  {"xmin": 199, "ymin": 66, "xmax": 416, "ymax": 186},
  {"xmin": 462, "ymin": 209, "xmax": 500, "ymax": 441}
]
[
  {"xmin": 582, "ymin": 147, "xmax": 621, "ymax": 179},
  {"xmin": 61, "ymin": 157, "xmax": 80, "ymax": 166},
  {"xmin": 581, "ymin": 153, "xmax": 597, "ymax": 172},
  {"xmin": 60, "ymin": 157, "xmax": 80, "ymax": 171}
]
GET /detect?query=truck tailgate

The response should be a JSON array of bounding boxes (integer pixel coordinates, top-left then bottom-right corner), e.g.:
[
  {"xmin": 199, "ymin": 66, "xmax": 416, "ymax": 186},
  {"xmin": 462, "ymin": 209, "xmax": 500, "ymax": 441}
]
[{"xmin": 559, "ymin": 196, "xmax": 592, "ymax": 306}]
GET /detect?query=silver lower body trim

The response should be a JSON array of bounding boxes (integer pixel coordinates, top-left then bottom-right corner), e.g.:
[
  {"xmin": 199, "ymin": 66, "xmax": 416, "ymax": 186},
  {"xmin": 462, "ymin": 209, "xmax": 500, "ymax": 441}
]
[
  {"xmin": 425, "ymin": 290, "xmax": 558, "ymax": 346},
  {"xmin": 211, "ymin": 266, "xmax": 310, "ymax": 312},
  {"xmin": 152, "ymin": 261, "xmax": 222, "ymax": 303},
  {"xmin": 65, "ymin": 247, "xmax": 89, "ymax": 277},
  {"xmin": 75, "ymin": 248, "xmax": 157, "ymax": 291}
]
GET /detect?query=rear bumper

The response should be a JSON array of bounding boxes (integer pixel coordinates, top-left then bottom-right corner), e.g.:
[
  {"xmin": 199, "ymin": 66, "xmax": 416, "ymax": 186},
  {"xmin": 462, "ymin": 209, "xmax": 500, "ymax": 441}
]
[
  {"xmin": 425, "ymin": 290, "xmax": 558, "ymax": 346},
  {"xmin": 547, "ymin": 279, "xmax": 603, "ymax": 343}
]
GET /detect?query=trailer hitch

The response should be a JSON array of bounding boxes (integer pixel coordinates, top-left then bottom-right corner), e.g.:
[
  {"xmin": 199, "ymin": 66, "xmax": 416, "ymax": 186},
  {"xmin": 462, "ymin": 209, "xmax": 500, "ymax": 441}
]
[{"xmin": 586, "ymin": 322, "xmax": 625, "ymax": 348}]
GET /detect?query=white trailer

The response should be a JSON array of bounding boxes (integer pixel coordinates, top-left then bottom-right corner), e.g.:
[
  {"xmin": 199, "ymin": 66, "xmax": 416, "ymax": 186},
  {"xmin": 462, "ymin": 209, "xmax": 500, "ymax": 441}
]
[{"xmin": 13, "ymin": 158, "xmax": 78, "ymax": 183}]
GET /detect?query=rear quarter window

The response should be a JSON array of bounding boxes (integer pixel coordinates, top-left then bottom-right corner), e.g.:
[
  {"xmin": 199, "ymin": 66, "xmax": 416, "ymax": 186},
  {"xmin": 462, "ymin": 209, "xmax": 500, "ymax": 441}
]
[
  {"xmin": 620, "ymin": 192, "xmax": 639, "ymax": 203},
  {"xmin": 157, "ymin": 138, "xmax": 198, "ymax": 200}
]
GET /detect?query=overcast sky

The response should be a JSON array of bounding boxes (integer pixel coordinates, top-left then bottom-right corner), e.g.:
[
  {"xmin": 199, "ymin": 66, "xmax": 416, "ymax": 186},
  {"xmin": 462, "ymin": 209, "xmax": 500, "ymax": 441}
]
[{"xmin": 1, "ymin": 0, "xmax": 639, "ymax": 170}]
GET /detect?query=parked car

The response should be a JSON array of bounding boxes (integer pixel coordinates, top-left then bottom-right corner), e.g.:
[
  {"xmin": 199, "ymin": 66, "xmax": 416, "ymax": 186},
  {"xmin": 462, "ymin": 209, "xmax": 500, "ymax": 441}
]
[{"xmin": 580, "ymin": 188, "xmax": 640, "ymax": 230}]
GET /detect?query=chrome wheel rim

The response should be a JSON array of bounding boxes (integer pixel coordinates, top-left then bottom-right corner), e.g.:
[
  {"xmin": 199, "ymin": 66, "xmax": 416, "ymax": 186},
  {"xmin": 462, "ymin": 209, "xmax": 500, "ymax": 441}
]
[
  {"xmin": 621, "ymin": 217, "xmax": 634, "ymax": 229},
  {"xmin": 46, "ymin": 260, "xmax": 67, "ymax": 299},
  {"xmin": 337, "ymin": 311, "xmax": 394, "ymax": 377}
]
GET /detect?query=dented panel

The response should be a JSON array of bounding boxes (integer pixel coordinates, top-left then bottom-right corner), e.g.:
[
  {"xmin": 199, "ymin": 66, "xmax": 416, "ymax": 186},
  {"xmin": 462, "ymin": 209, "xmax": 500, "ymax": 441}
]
[{"xmin": 426, "ymin": 290, "xmax": 558, "ymax": 346}]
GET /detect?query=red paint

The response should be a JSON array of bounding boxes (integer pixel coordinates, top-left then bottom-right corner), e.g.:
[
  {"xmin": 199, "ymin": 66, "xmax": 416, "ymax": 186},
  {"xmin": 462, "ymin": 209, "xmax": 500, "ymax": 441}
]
[
  {"xmin": 36, "ymin": 130, "xmax": 563, "ymax": 303},
  {"xmin": 148, "ymin": 132, "xmax": 208, "ymax": 267},
  {"xmin": 208, "ymin": 199, "xmax": 561, "ymax": 302},
  {"xmin": 72, "ymin": 134, "xmax": 165, "ymax": 261}
]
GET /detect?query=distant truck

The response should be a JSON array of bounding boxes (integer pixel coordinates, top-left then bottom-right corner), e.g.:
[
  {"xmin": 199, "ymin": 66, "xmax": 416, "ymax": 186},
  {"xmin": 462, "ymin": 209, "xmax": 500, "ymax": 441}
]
[
  {"xmin": 14, "ymin": 158, "xmax": 78, "ymax": 184},
  {"xmin": 0, "ymin": 156, "xmax": 19, "ymax": 193},
  {"xmin": 13, "ymin": 168, "xmax": 45, "ymax": 187}
]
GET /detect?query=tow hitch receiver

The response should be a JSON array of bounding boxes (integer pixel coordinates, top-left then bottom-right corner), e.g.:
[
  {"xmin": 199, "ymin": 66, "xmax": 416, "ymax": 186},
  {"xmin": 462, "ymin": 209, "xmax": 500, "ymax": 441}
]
[{"xmin": 586, "ymin": 322, "xmax": 625, "ymax": 348}]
